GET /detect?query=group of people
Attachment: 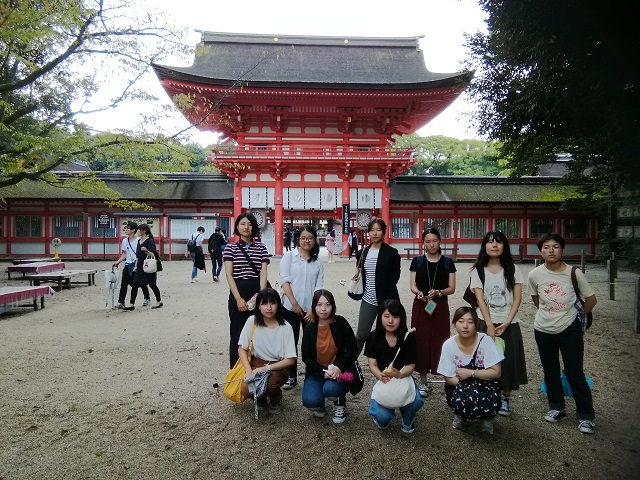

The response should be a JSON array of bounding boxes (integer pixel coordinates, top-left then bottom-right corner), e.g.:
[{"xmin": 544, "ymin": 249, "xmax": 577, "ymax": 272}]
[
  {"xmin": 112, "ymin": 221, "xmax": 163, "ymax": 310},
  {"xmin": 184, "ymin": 226, "xmax": 228, "ymax": 283},
  {"xmin": 217, "ymin": 212, "xmax": 598, "ymax": 435}
]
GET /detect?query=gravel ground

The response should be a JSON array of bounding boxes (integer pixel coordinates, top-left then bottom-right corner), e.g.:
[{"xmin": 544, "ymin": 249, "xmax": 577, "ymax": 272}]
[{"xmin": 1, "ymin": 254, "xmax": 639, "ymax": 480}]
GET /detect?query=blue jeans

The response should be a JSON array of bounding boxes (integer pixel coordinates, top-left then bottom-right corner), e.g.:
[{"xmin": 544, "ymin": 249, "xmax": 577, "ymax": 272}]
[
  {"xmin": 189, "ymin": 252, "xmax": 197, "ymax": 279},
  {"xmin": 368, "ymin": 382, "xmax": 424, "ymax": 428},
  {"xmin": 302, "ymin": 376, "xmax": 348, "ymax": 408}
]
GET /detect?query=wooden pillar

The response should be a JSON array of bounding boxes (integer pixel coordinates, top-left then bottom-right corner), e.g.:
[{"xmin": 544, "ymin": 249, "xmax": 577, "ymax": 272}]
[{"xmin": 274, "ymin": 174, "xmax": 283, "ymax": 255}]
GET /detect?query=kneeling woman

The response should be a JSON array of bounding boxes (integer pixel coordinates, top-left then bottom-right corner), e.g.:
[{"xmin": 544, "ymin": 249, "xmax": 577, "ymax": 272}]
[
  {"xmin": 301, "ymin": 289, "xmax": 361, "ymax": 424},
  {"xmin": 364, "ymin": 299, "xmax": 424, "ymax": 434},
  {"xmin": 238, "ymin": 288, "xmax": 296, "ymax": 413},
  {"xmin": 437, "ymin": 307, "xmax": 504, "ymax": 434}
]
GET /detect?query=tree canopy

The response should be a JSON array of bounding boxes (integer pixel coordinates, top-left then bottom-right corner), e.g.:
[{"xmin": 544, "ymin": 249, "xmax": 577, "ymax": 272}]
[
  {"xmin": 466, "ymin": 0, "xmax": 640, "ymax": 193},
  {"xmin": 393, "ymin": 134, "xmax": 504, "ymax": 176},
  {"xmin": 0, "ymin": 0, "xmax": 199, "ymax": 204}
]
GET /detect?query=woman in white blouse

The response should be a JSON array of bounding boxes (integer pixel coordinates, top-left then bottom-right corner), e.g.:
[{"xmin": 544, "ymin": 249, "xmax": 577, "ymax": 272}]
[{"xmin": 279, "ymin": 225, "xmax": 324, "ymax": 389}]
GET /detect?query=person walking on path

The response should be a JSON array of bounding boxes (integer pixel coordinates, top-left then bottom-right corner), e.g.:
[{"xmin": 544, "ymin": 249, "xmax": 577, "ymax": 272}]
[
  {"xmin": 284, "ymin": 228, "xmax": 292, "ymax": 252},
  {"xmin": 279, "ymin": 226, "xmax": 324, "ymax": 389},
  {"xmin": 186, "ymin": 226, "xmax": 206, "ymax": 283},
  {"xmin": 471, "ymin": 230, "xmax": 528, "ymax": 416},
  {"xmin": 224, "ymin": 213, "xmax": 270, "ymax": 368},
  {"xmin": 409, "ymin": 228, "xmax": 456, "ymax": 397},
  {"xmin": 354, "ymin": 219, "xmax": 401, "ymax": 356},
  {"xmin": 112, "ymin": 222, "xmax": 150, "ymax": 309},
  {"xmin": 129, "ymin": 223, "xmax": 163, "ymax": 309},
  {"xmin": 528, "ymin": 233, "xmax": 597, "ymax": 434},
  {"xmin": 325, "ymin": 231, "xmax": 335, "ymax": 263},
  {"xmin": 348, "ymin": 230, "xmax": 359, "ymax": 261},
  {"xmin": 208, "ymin": 227, "xmax": 227, "ymax": 283}
]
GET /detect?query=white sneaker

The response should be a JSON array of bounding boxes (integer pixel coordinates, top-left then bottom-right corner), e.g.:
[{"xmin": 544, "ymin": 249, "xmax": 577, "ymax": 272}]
[
  {"xmin": 309, "ymin": 407, "xmax": 326, "ymax": 418},
  {"xmin": 142, "ymin": 299, "xmax": 151, "ymax": 307},
  {"xmin": 333, "ymin": 404, "xmax": 347, "ymax": 424},
  {"xmin": 578, "ymin": 420, "xmax": 595, "ymax": 434}
]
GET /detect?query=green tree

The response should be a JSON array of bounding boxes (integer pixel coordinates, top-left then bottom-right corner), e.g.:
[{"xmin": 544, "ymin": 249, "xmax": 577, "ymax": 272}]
[
  {"xmin": 393, "ymin": 134, "xmax": 502, "ymax": 175},
  {"xmin": 465, "ymin": 0, "xmax": 640, "ymax": 192},
  {"xmin": 0, "ymin": 0, "xmax": 193, "ymax": 203}
]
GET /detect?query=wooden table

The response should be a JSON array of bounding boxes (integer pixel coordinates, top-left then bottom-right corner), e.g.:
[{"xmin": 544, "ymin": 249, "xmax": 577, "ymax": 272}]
[
  {"xmin": 0, "ymin": 286, "xmax": 55, "ymax": 313},
  {"xmin": 5, "ymin": 262, "xmax": 65, "ymax": 279},
  {"xmin": 28, "ymin": 269, "xmax": 97, "ymax": 291}
]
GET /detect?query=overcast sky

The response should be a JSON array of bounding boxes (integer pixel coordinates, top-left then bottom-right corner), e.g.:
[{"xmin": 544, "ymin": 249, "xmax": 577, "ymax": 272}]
[{"xmin": 84, "ymin": 0, "xmax": 487, "ymax": 146}]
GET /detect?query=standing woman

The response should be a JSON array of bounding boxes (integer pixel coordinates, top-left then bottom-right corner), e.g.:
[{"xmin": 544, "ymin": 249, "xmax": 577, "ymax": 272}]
[
  {"xmin": 471, "ymin": 230, "xmax": 528, "ymax": 416},
  {"xmin": 224, "ymin": 213, "xmax": 270, "ymax": 368},
  {"xmin": 325, "ymin": 230, "xmax": 335, "ymax": 263},
  {"xmin": 129, "ymin": 223, "xmax": 163, "ymax": 309},
  {"xmin": 301, "ymin": 289, "xmax": 360, "ymax": 424},
  {"xmin": 279, "ymin": 225, "xmax": 324, "ymax": 389},
  {"xmin": 355, "ymin": 219, "xmax": 401, "ymax": 355},
  {"xmin": 349, "ymin": 230, "xmax": 359, "ymax": 261},
  {"xmin": 409, "ymin": 228, "xmax": 456, "ymax": 397}
]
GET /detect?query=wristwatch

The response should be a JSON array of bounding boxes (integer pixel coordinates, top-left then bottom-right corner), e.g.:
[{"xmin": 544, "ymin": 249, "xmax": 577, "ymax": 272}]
[{"xmin": 438, "ymin": 290, "xmax": 442, "ymax": 297}]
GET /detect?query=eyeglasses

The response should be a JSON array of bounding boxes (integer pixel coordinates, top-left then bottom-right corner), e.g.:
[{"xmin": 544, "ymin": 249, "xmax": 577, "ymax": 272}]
[{"xmin": 299, "ymin": 237, "xmax": 315, "ymax": 242}]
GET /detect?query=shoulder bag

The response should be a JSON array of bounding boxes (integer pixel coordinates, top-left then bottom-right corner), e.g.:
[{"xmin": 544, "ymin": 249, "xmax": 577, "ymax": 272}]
[
  {"xmin": 347, "ymin": 250, "xmax": 365, "ymax": 300},
  {"xmin": 447, "ymin": 336, "xmax": 501, "ymax": 419},
  {"xmin": 223, "ymin": 321, "xmax": 256, "ymax": 403},
  {"xmin": 370, "ymin": 330, "xmax": 417, "ymax": 409},
  {"xmin": 463, "ymin": 266, "xmax": 484, "ymax": 309},
  {"xmin": 571, "ymin": 266, "xmax": 593, "ymax": 331}
]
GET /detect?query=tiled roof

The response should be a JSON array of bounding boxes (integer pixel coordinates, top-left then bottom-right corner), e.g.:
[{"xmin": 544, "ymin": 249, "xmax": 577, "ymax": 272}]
[{"xmin": 153, "ymin": 32, "xmax": 471, "ymax": 90}]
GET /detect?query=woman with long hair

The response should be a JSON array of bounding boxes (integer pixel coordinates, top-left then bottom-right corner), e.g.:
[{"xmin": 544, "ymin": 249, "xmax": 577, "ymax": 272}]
[
  {"xmin": 364, "ymin": 300, "xmax": 423, "ymax": 433},
  {"xmin": 437, "ymin": 307, "xmax": 504, "ymax": 434},
  {"xmin": 238, "ymin": 288, "xmax": 296, "ymax": 413},
  {"xmin": 354, "ymin": 219, "xmax": 401, "ymax": 355},
  {"xmin": 223, "ymin": 213, "xmax": 270, "ymax": 368},
  {"xmin": 471, "ymin": 230, "xmax": 528, "ymax": 416},
  {"xmin": 301, "ymin": 289, "xmax": 359, "ymax": 424},
  {"xmin": 279, "ymin": 225, "xmax": 324, "ymax": 389},
  {"xmin": 409, "ymin": 228, "xmax": 456, "ymax": 397},
  {"xmin": 129, "ymin": 223, "xmax": 163, "ymax": 309}
]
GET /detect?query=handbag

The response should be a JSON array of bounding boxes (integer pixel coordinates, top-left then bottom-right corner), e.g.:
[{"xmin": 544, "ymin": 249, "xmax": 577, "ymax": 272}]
[
  {"xmin": 570, "ymin": 266, "xmax": 593, "ymax": 331},
  {"xmin": 447, "ymin": 336, "xmax": 501, "ymax": 419},
  {"xmin": 462, "ymin": 268, "xmax": 485, "ymax": 309},
  {"xmin": 223, "ymin": 321, "xmax": 256, "ymax": 402},
  {"xmin": 370, "ymin": 330, "xmax": 417, "ymax": 409},
  {"xmin": 142, "ymin": 255, "xmax": 157, "ymax": 273},
  {"xmin": 347, "ymin": 252, "xmax": 364, "ymax": 301}
]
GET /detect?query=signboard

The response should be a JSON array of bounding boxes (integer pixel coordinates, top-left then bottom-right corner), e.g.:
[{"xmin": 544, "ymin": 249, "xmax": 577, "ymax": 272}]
[
  {"xmin": 97, "ymin": 211, "xmax": 110, "ymax": 228},
  {"xmin": 342, "ymin": 204, "xmax": 350, "ymax": 234}
]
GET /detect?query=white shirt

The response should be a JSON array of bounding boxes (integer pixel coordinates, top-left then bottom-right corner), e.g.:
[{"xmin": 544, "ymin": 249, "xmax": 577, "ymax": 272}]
[
  {"xmin": 120, "ymin": 236, "xmax": 140, "ymax": 264},
  {"xmin": 238, "ymin": 317, "xmax": 297, "ymax": 362},
  {"xmin": 279, "ymin": 250, "xmax": 324, "ymax": 311},
  {"xmin": 437, "ymin": 333, "xmax": 505, "ymax": 378},
  {"xmin": 471, "ymin": 265, "xmax": 524, "ymax": 324}
]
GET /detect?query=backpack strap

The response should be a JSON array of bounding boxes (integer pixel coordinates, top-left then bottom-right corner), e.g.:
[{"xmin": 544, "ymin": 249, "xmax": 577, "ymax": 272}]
[{"xmin": 570, "ymin": 266, "xmax": 582, "ymax": 300}]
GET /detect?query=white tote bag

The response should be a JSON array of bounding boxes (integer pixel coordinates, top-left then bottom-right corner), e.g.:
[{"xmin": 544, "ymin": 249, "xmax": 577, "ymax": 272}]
[{"xmin": 142, "ymin": 255, "xmax": 157, "ymax": 273}]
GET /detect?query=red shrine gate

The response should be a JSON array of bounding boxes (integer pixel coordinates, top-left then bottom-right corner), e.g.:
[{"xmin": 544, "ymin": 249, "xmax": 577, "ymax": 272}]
[{"xmin": 153, "ymin": 33, "xmax": 471, "ymax": 254}]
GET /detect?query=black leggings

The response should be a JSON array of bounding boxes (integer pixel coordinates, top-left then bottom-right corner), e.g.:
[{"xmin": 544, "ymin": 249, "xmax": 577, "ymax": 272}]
[{"xmin": 131, "ymin": 284, "xmax": 160, "ymax": 304}]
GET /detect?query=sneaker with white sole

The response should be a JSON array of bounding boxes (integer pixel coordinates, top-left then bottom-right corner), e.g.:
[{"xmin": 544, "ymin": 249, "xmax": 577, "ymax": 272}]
[
  {"xmin": 142, "ymin": 299, "xmax": 151, "ymax": 307},
  {"xmin": 269, "ymin": 401, "xmax": 282, "ymax": 414},
  {"xmin": 309, "ymin": 407, "xmax": 326, "ymax": 418},
  {"xmin": 401, "ymin": 422, "xmax": 415, "ymax": 434},
  {"xmin": 418, "ymin": 383, "xmax": 432, "ymax": 398},
  {"xmin": 578, "ymin": 420, "xmax": 595, "ymax": 434},
  {"xmin": 332, "ymin": 404, "xmax": 347, "ymax": 424},
  {"xmin": 481, "ymin": 419, "xmax": 494, "ymax": 434},
  {"xmin": 544, "ymin": 409, "xmax": 567, "ymax": 423},
  {"xmin": 372, "ymin": 417, "xmax": 387, "ymax": 430},
  {"xmin": 498, "ymin": 398, "xmax": 511, "ymax": 416},
  {"xmin": 282, "ymin": 377, "xmax": 297, "ymax": 390},
  {"xmin": 452, "ymin": 414, "xmax": 465, "ymax": 430},
  {"xmin": 112, "ymin": 303, "xmax": 126, "ymax": 310}
]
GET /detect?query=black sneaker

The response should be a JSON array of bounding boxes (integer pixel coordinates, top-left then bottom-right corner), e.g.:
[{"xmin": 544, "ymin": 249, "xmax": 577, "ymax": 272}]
[
  {"xmin": 282, "ymin": 377, "xmax": 297, "ymax": 390},
  {"xmin": 544, "ymin": 409, "xmax": 567, "ymax": 423}
]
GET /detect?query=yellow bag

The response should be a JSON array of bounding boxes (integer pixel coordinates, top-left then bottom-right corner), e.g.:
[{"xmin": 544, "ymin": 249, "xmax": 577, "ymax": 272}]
[{"xmin": 223, "ymin": 322, "xmax": 256, "ymax": 402}]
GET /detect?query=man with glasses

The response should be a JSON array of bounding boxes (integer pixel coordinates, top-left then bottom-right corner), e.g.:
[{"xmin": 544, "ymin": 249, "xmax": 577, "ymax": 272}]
[{"xmin": 528, "ymin": 233, "xmax": 597, "ymax": 434}]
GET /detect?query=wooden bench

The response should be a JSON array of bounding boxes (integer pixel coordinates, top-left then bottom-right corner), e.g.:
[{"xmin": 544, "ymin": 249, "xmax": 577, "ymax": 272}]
[
  {"xmin": 27, "ymin": 269, "xmax": 97, "ymax": 291},
  {"xmin": 404, "ymin": 247, "xmax": 458, "ymax": 260},
  {"xmin": 5, "ymin": 262, "xmax": 65, "ymax": 279},
  {"xmin": 0, "ymin": 286, "xmax": 55, "ymax": 313},
  {"xmin": 11, "ymin": 258, "xmax": 55, "ymax": 265}
]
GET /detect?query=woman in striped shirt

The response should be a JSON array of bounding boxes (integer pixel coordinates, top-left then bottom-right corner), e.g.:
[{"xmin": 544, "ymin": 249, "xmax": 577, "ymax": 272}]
[{"xmin": 223, "ymin": 213, "xmax": 270, "ymax": 368}]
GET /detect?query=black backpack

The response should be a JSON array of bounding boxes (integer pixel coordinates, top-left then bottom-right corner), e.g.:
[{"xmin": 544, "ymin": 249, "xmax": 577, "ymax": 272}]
[
  {"xmin": 187, "ymin": 234, "xmax": 199, "ymax": 253},
  {"xmin": 208, "ymin": 234, "xmax": 219, "ymax": 253}
]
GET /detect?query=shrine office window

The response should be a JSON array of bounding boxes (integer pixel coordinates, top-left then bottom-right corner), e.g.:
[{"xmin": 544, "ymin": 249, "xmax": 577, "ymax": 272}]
[
  {"xmin": 529, "ymin": 218, "xmax": 554, "ymax": 238},
  {"xmin": 15, "ymin": 215, "xmax": 41, "ymax": 237},
  {"xmin": 91, "ymin": 216, "xmax": 118, "ymax": 238},
  {"xmin": 459, "ymin": 218, "xmax": 486, "ymax": 239},
  {"xmin": 53, "ymin": 215, "xmax": 80, "ymax": 238},
  {"xmin": 423, "ymin": 218, "xmax": 451, "ymax": 238},
  {"xmin": 391, "ymin": 217, "xmax": 411, "ymax": 239},
  {"xmin": 494, "ymin": 218, "xmax": 521, "ymax": 239},
  {"xmin": 563, "ymin": 218, "xmax": 588, "ymax": 239}
]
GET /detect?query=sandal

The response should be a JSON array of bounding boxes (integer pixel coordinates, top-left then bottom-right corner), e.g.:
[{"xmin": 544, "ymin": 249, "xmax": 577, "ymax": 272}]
[{"xmin": 151, "ymin": 302, "xmax": 163, "ymax": 309}]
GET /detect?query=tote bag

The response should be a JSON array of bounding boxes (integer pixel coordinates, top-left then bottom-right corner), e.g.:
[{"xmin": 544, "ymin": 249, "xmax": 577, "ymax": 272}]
[
  {"xmin": 142, "ymin": 255, "xmax": 157, "ymax": 273},
  {"xmin": 370, "ymin": 329, "xmax": 417, "ymax": 409},
  {"xmin": 347, "ymin": 253, "xmax": 364, "ymax": 301},
  {"xmin": 223, "ymin": 322, "xmax": 256, "ymax": 403}
]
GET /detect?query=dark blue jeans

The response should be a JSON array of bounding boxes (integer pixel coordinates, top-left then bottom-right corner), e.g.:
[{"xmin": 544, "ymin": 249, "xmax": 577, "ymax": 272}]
[
  {"xmin": 302, "ymin": 376, "xmax": 348, "ymax": 408},
  {"xmin": 534, "ymin": 319, "xmax": 595, "ymax": 421}
]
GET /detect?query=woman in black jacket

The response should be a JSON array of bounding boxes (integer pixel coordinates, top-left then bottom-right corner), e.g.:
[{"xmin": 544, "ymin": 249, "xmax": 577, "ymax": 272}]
[
  {"xmin": 301, "ymin": 289, "xmax": 361, "ymax": 424},
  {"xmin": 355, "ymin": 219, "xmax": 401, "ymax": 355}
]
